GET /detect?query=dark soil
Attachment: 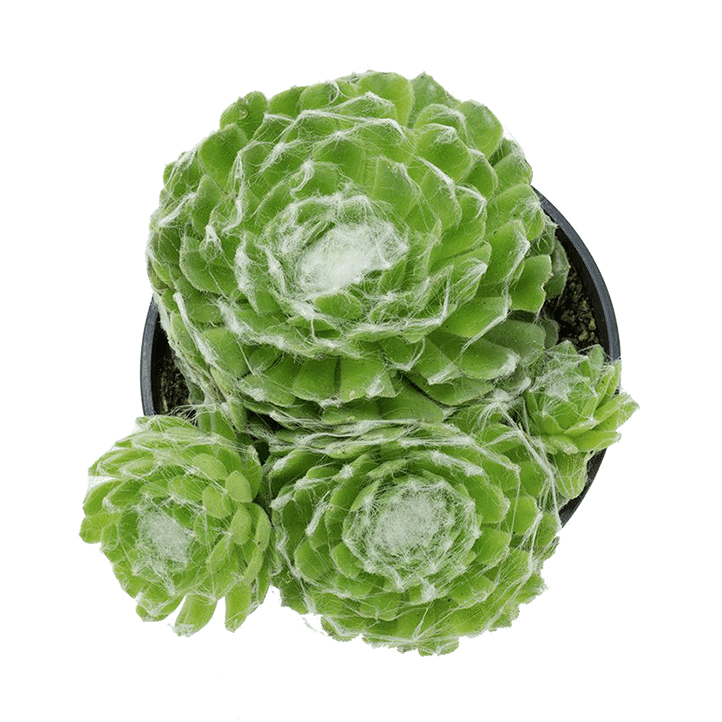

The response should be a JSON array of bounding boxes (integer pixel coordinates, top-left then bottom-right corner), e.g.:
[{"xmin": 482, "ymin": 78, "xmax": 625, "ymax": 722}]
[
  {"xmin": 153, "ymin": 329, "xmax": 190, "ymax": 415},
  {"xmin": 543, "ymin": 256, "xmax": 602, "ymax": 351}
]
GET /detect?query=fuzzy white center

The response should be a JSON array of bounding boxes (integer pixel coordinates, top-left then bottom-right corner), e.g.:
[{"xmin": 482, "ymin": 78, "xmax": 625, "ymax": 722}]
[
  {"xmin": 372, "ymin": 492, "xmax": 445, "ymax": 556},
  {"xmin": 296, "ymin": 221, "xmax": 405, "ymax": 297},
  {"xmin": 137, "ymin": 511, "xmax": 192, "ymax": 564}
]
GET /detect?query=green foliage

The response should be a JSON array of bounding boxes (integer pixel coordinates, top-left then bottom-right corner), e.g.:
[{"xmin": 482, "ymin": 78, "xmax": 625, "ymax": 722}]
[
  {"xmin": 85, "ymin": 72, "xmax": 637, "ymax": 654},
  {"xmin": 80, "ymin": 415, "xmax": 272, "ymax": 635},
  {"xmin": 147, "ymin": 70, "xmax": 562, "ymax": 428},
  {"xmin": 523, "ymin": 341, "xmax": 639, "ymax": 499},
  {"xmin": 266, "ymin": 420, "xmax": 559, "ymax": 654},
  {"xmin": 525, "ymin": 342, "xmax": 638, "ymax": 453}
]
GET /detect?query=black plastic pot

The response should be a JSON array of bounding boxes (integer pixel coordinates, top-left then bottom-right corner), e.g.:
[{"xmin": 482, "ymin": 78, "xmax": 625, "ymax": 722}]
[{"xmin": 141, "ymin": 190, "xmax": 620, "ymax": 526}]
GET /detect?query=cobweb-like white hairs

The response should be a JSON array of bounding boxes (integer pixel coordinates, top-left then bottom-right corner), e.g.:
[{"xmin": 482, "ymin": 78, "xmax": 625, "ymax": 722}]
[
  {"xmin": 297, "ymin": 220, "xmax": 406, "ymax": 297},
  {"xmin": 80, "ymin": 414, "xmax": 273, "ymax": 635},
  {"xmin": 526, "ymin": 342, "xmax": 623, "ymax": 434},
  {"xmin": 522, "ymin": 341, "xmax": 639, "ymax": 497},
  {"xmin": 146, "ymin": 71, "xmax": 566, "ymax": 430},
  {"xmin": 119, "ymin": 71, "xmax": 638, "ymax": 654},
  {"xmin": 344, "ymin": 477, "xmax": 478, "ymax": 592},
  {"xmin": 137, "ymin": 510, "xmax": 194, "ymax": 568},
  {"xmin": 266, "ymin": 415, "xmax": 561, "ymax": 655}
]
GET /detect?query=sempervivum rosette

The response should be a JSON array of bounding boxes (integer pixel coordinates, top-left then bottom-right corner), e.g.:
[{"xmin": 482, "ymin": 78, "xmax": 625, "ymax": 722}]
[
  {"xmin": 523, "ymin": 341, "xmax": 639, "ymax": 497},
  {"xmin": 266, "ymin": 415, "xmax": 561, "ymax": 655},
  {"xmin": 147, "ymin": 71, "xmax": 565, "ymax": 428},
  {"xmin": 79, "ymin": 415, "xmax": 272, "ymax": 635}
]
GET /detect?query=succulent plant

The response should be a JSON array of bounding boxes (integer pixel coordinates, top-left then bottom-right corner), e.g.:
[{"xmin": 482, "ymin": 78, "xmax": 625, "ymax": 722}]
[
  {"xmin": 84, "ymin": 71, "xmax": 637, "ymax": 654},
  {"xmin": 521, "ymin": 341, "xmax": 638, "ymax": 497},
  {"xmin": 146, "ymin": 71, "xmax": 567, "ymax": 429},
  {"xmin": 266, "ymin": 415, "xmax": 560, "ymax": 655},
  {"xmin": 80, "ymin": 415, "xmax": 272, "ymax": 635}
]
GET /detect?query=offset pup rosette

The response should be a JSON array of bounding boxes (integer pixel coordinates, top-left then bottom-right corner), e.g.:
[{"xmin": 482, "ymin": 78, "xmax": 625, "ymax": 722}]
[
  {"xmin": 523, "ymin": 341, "xmax": 639, "ymax": 497},
  {"xmin": 266, "ymin": 417, "xmax": 561, "ymax": 655},
  {"xmin": 79, "ymin": 415, "xmax": 272, "ymax": 635},
  {"xmin": 147, "ymin": 71, "xmax": 567, "ymax": 428}
]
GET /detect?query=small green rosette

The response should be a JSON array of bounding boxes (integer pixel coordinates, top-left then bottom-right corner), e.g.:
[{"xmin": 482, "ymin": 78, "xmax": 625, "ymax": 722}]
[
  {"xmin": 79, "ymin": 415, "xmax": 272, "ymax": 635},
  {"xmin": 266, "ymin": 417, "xmax": 560, "ymax": 655},
  {"xmin": 523, "ymin": 341, "xmax": 638, "ymax": 497},
  {"xmin": 147, "ymin": 71, "xmax": 566, "ymax": 428}
]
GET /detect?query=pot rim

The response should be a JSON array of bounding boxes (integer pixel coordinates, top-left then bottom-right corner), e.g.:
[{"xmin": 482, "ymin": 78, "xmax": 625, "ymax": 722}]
[{"xmin": 140, "ymin": 189, "xmax": 621, "ymax": 526}]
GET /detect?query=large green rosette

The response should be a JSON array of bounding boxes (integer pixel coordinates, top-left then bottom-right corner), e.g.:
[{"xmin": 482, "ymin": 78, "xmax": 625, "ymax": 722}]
[
  {"xmin": 147, "ymin": 71, "xmax": 566, "ymax": 428},
  {"xmin": 265, "ymin": 415, "xmax": 561, "ymax": 655},
  {"xmin": 79, "ymin": 415, "xmax": 272, "ymax": 635}
]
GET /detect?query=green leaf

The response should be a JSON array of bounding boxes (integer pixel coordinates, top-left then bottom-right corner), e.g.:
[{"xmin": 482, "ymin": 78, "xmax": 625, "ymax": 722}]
[
  {"xmin": 356, "ymin": 71, "xmax": 414, "ymax": 125},
  {"xmin": 481, "ymin": 220, "xmax": 529, "ymax": 286},
  {"xmin": 338, "ymin": 356, "xmax": 395, "ymax": 402},
  {"xmin": 554, "ymin": 453, "xmax": 589, "ymax": 498},
  {"xmin": 299, "ymin": 81, "xmax": 349, "ymax": 111},
  {"xmin": 202, "ymin": 486, "xmax": 232, "ymax": 519},
  {"xmin": 79, "ymin": 512, "xmax": 114, "ymax": 544},
  {"xmin": 456, "ymin": 101, "xmax": 503, "ymax": 157},
  {"xmin": 457, "ymin": 337, "xmax": 519, "ymax": 380},
  {"xmin": 291, "ymin": 356, "xmax": 339, "ymax": 402},
  {"xmin": 225, "ymin": 583, "xmax": 253, "ymax": 631},
  {"xmin": 168, "ymin": 474, "xmax": 205, "ymax": 504},
  {"xmin": 199, "ymin": 329, "xmax": 249, "ymax": 377},
  {"xmin": 595, "ymin": 394, "xmax": 639, "ymax": 431},
  {"xmin": 219, "ymin": 91, "xmax": 267, "ymax": 136},
  {"xmin": 335, "ymin": 93, "xmax": 397, "ymax": 120},
  {"xmin": 464, "ymin": 151, "xmax": 498, "ymax": 198},
  {"xmin": 267, "ymin": 86, "xmax": 305, "ymax": 117},
  {"xmin": 573, "ymin": 429, "xmax": 622, "ymax": 453},
  {"xmin": 409, "ymin": 73, "xmax": 458, "ymax": 123},
  {"xmin": 198, "ymin": 125, "xmax": 246, "ymax": 187},
  {"xmin": 468, "ymin": 483, "xmax": 510, "ymax": 528},
  {"xmin": 440, "ymin": 296, "xmax": 509, "ymax": 339},
  {"xmin": 486, "ymin": 184, "xmax": 545, "ymax": 240},
  {"xmin": 251, "ymin": 506, "xmax": 272, "ymax": 549},
  {"xmin": 314, "ymin": 291, "xmax": 364, "ymax": 320},
  {"xmin": 448, "ymin": 572, "xmax": 495, "ymax": 607},
  {"xmin": 313, "ymin": 132, "xmax": 367, "ymax": 180},
  {"xmin": 410, "ymin": 374, "xmax": 492, "ymax": 405},
  {"xmin": 330, "ymin": 543, "xmax": 363, "ymax": 579},
  {"xmin": 192, "ymin": 453, "xmax": 227, "ymax": 480},
  {"xmin": 294, "ymin": 540, "xmax": 331, "ymax": 581},
  {"xmin": 174, "ymin": 595, "xmax": 218, "ymax": 636},
  {"xmin": 408, "ymin": 159, "xmax": 462, "ymax": 229},
  {"xmin": 225, "ymin": 470, "xmax": 253, "ymax": 503},
  {"xmin": 239, "ymin": 369, "xmax": 297, "ymax": 407},
  {"xmin": 370, "ymin": 157, "xmax": 420, "ymax": 217},
  {"xmin": 485, "ymin": 319, "xmax": 546, "ymax": 366},
  {"xmin": 377, "ymin": 383, "xmax": 446, "ymax": 423},
  {"xmin": 507, "ymin": 495, "xmax": 540, "ymax": 536},
  {"xmin": 208, "ymin": 536, "xmax": 233, "ymax": 573},
  {"xmin": 545, "ymin": 237, "xmax": 570, "ymax": 298},
  {"xmin": 415, "ymin": 123, "xmax": 474, "ymax": 181},
  {"xmin": 82, "ymin": 480, "xmax": 118, "ymax": 516},
  {"xmin": 492, "ymin": 139, "xmax": 532, "ymax": 190},
  {"xmin": 104, "ymin": 480, "xmax": 142, "ymax": 510},
  {"xmin": 230, "ymin": 506, "xmax": 253, "ymax": 545},
  {"xmin": 510, "ymin": 255, "xmax": 552, "ymax": 313}
]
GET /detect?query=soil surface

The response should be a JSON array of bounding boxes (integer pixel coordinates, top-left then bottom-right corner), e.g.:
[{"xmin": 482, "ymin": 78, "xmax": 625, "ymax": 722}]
[
  {"xmin": 153, "ymin": 331, "xmax": 190, "ymax": 415},
  {"xmin": 542, "ymin": 255, "xmax": 602, "ymax": 351}
]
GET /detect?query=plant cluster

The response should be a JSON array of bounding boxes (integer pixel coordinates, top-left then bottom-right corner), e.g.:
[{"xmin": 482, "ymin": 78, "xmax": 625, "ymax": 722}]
[{"xmin": 81, "ymin": 71, "xmax": 637, "ymax": 654}]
